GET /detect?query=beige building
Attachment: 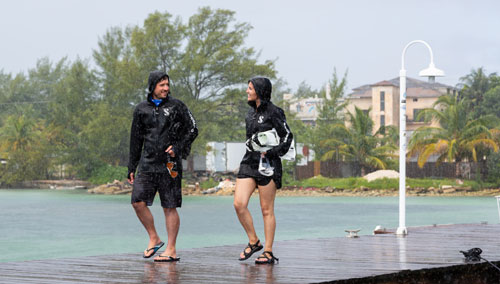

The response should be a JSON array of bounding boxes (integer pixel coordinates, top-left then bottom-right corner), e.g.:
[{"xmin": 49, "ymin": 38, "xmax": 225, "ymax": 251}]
[
  {"xmin": 346, "ymin": 77, "xmax": 456, "ymax": 134},
  {"xmin": 283, "ymin": 93, "xmax": 323, "ymax": 125},
  {"xmin": 283, "ymin": 84, "xmax": 340, "ymax": 126}
]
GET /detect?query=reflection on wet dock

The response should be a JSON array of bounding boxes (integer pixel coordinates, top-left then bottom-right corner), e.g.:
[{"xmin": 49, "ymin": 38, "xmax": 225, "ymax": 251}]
[{"xmin": 1, "ymin": 223, "xmax": 499, "ymax": 283}]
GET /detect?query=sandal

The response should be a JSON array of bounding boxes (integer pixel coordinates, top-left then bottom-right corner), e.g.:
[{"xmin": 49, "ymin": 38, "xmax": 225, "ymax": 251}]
[
  {"xmin": 154, "ymin": 254, "xmax": 180, "ymax": 262},
  {"xmin": 143, "ymin": 241, "xmax": 165, "ymax": 258},
  {"xmin": 238, "ymin": 239, "xmax": 263, "ymax": 261},
  {"xmin": 255, "ymin": 251, "xmax": 279, "ymax": 264}
]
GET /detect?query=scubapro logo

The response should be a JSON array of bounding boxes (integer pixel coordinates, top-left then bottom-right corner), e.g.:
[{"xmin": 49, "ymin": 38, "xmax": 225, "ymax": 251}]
[
  {"xmin": 258, "ymin": 115, "xmax": 264, "ymax": 123},
  {"xmin": 163, "ymin": 108, "xmax": 170, "ymax": 116}
]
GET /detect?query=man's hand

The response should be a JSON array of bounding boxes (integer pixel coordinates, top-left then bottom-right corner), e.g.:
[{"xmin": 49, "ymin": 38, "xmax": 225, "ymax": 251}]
[
  {"xmin": 165, "ymin": 145, "xmax": 176, "ymax": 157},
  {"xmin": 127, "ymin": 172, "xmax": 134, "ymax": 184}
]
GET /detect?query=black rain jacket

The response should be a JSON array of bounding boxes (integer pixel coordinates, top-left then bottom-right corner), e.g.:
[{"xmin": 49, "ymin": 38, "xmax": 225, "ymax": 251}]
[
  {"xmin": 128, "ymin": 71, "xmax": 198, "ymax": 176},
  {"xmin": 238, "ymin": 77, "xmax": 293, "ymax": 189}
]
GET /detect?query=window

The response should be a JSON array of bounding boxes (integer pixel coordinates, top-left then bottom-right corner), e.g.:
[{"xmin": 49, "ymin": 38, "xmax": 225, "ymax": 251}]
[
  {"xmin": 413, "ymin": 109, "xmax": 424, "ymax": 122},
  {"xmin": 296, "ymin": 104, "xmax": 302, "ymax": 113},
  {"xmin": 380, "ymin": 91, "xmax": 385, "ymax": 111},
  {"xmin": 362, "ymin": 109, "xmax": 369, "ymax": 116},
  {"xmin": 380, "ymin": 115, "xmax": 385, "ymax": 126},
  {"xmin": 413, "ymin": 98, "xmax": 418, "ymax": 102}
]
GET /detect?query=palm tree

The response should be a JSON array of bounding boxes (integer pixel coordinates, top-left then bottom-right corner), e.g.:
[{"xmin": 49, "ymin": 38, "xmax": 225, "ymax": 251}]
[
  {"xmin": 459, "ymin": 67, "xmax": 498, "ymax": 118},
  {"xmin": 0, "ymin": 112, "xmax": 49, "ymax": 183},
  {"xmin": 408, "ymin": 94, "xmax": 498, "ymax": 175},
  {"xmin": 0, "ymin": 114, "xmax": 39, "ymax": 152},
  {"xmin": 320, "ymin": 107, "xmax": 397, "ymax": 176}
]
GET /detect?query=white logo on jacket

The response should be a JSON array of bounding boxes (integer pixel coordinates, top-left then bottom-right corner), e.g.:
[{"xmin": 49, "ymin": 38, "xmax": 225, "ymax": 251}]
[
  {"xmin": 258, "ymin": 115, "xmax": 264, "ymax": 123},
  {"xmin": 163, "ymin": 108, "xmax": 170, "ymax": 116}
]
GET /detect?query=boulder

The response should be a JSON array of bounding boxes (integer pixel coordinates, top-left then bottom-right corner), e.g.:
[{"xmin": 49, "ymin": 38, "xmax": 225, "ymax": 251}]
[
  {"xmin": 88, "ymin": 180, "xmax": 132, "ymax": 195},
  {"xmin": 363, "ymin": 170, "xmax": 399, "ymax": 182}
]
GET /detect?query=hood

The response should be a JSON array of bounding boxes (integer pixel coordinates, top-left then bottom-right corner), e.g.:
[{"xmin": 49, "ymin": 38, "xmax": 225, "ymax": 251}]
[
  {"xmin": 248, "ymin": 77, "xmax": 272, "ymax": 102},
  {"xmin": 147, "ymin": 70, "xmax": 170, "ymax": 99}
]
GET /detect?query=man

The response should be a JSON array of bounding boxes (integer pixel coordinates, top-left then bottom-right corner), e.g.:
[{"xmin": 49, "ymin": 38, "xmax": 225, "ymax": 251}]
[{"xmin": 127, "ymin": 70, "xmax": 198, "ymax": 262}]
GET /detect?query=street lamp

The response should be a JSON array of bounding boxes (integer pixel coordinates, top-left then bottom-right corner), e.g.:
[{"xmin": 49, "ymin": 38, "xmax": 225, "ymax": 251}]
[{"xmin": 397, "ymin": 40, "xmax": 445, "ymax": 236}]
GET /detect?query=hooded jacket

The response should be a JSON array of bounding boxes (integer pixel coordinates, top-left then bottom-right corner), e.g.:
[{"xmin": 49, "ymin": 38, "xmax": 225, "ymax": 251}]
[
  {"xmin": 128, "ymin": 71, "xmax": 198, "ymax": 176},
  {"xmin": 238, "ymin": 77, "xmax": 293, "ymax": 188}
]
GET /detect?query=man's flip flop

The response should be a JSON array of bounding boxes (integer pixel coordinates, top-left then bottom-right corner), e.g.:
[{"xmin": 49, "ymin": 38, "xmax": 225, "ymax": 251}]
[
  {"xmin": 154, "ymin": 255, "xmax": 180, "ymax": 262},
  {"xmin": 143, "ymin": 241, "xmax": 165, "ymax": 258}
]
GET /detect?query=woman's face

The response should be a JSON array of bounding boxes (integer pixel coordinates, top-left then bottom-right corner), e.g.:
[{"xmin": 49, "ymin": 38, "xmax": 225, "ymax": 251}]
[{"xmin": 246, "ymin": 82, "xmax": 258, "ymax": 102}]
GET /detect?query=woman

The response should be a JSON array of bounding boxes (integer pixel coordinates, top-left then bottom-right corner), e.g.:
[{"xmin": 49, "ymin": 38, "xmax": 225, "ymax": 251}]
[{"xmin": 234, "ymin": 77, "xmax": 293, "ymax": 264}]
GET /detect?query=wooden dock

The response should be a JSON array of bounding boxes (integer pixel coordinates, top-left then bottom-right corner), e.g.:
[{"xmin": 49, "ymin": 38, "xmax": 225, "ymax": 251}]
[{"xmin": 1, "ymin": 223, "xmax": 499, "ymax": 283}]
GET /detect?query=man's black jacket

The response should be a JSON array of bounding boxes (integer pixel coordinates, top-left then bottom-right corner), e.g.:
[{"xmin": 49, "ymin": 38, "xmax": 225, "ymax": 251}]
[{"xmin": 128, "ymin": 94, "xmax": 198, "ymax": 176}]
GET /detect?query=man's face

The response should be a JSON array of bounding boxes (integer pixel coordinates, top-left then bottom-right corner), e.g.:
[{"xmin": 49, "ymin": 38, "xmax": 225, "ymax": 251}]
[{"xmin": 152, "ymin": 78, "xmax": 169, "ymax": 100}]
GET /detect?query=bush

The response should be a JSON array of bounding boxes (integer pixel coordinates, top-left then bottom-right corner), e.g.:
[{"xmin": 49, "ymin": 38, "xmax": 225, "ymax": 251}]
[
  {"xmin": 200, "ymin": 178, "xmax": 219, "ymax": 189},
  {"xmin": 88, "ymin": 164, "xmax": 128, "ymax": 185}
]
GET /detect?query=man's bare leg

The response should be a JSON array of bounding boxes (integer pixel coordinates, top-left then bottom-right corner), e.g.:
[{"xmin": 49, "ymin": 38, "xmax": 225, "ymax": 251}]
[
  {"xmin": 132, "ymin": 201, "xmax": 162, "ymax": 257},
  {"xmin": 155, "ymin": 208, "xmax": 180, "ymax": 259}
]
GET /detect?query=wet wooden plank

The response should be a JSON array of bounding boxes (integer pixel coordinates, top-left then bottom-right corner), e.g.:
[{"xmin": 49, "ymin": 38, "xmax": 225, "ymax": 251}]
[{"xmin": 1, "ymin": 223, "xmax": 499, "ymax": 283}]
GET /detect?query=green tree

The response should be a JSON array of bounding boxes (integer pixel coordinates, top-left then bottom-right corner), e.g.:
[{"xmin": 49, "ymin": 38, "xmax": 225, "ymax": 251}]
[
  {"xmin": 459, "ymin": 67, "xmax": 498, "ymax": 118},
  {"xmin": 93, "ymin": 27, "xmax": 144, "ymax": 106},
  {"xmin": 0, "ymin": 110, "xmax": 50, "ymax": 184},
  {"xmin": 408, "ymin": 94, "xmax": 498, "ymax": 173},
  {"xmin": 130, "ymin": 11, "xmax": 183, "ymax": 76},
  {"xmin": 312, "ymin": 69, "xmax": 348, "ymax": 160},
  {"xmin": 294, "ymin": 81, "xmax": 317, "ymax": 99},
  {"xmin": 320, "ymin": 107, "xmax": 397, "ymax": 175},
  {"xmin": 46, "ymin": 60, "xmax": 100, "ymax": 178},
  {"xmin": 92, "ymin": 8, "xmax": 277, "ymax": 156}
]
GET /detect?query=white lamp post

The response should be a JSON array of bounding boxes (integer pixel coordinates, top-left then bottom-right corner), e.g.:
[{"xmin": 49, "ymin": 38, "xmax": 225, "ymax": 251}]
[{"xmin": 397, "ymin": 40, "xmax": 445, "ymax": 236}]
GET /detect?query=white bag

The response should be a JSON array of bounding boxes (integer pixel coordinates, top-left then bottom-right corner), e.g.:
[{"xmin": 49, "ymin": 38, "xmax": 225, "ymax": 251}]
[
  {"xmin": 258, "ymin": 156, "xmax": 274, "ymax": 176},
  {"xmin": 251, "ymin": 128, "xmax": 296, "ymax": 161},
  {"xmin": 251, "ymin": 129, "xmax": 279, "ymax": 152},
  {"xmin": 281, "ymin": 138, "xmax": 296, "ymax": 162}
]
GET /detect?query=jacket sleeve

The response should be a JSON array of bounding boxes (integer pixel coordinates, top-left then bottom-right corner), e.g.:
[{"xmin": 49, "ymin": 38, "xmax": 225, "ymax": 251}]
[
  {"xmin": 128, "ymin": 106, "xmax": 145, "ymax": 177},
  {"xmin": 244, "ymin": 110, "xmax": 254, "ymax": 152},
  {"xmin": 174, "ymin": 102, "xmax": 198, "ymax": 159},
  {"xmin": 266, "ymin": 108, "xmax": 293, "ymax": 158}
]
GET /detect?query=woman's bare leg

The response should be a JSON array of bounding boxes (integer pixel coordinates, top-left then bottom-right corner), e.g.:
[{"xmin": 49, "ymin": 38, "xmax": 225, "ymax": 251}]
[{"xmin": 234, "ymin": 178, "xmax": 260, "ymax": 258}]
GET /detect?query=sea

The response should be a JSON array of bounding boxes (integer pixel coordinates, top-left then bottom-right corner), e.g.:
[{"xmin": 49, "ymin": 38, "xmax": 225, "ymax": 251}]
[{"xmin": 1, "ymin": 189, "xmax": 498, "ymax": 262}]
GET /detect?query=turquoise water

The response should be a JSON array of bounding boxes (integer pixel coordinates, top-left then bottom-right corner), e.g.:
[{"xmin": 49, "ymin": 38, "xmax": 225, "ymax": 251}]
[{"xmin": 1, "ymin": 189, "xmax": 498, "ymax": 262}]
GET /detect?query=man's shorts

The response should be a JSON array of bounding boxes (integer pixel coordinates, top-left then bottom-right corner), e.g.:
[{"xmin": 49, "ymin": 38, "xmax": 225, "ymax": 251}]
[
  {"xmin": 237, "ymin": 173, "xmax": 272, "ymax": 187},
  {"xmin": 131, "ymin": 172, "xmax": 182, "ymax": 208}
]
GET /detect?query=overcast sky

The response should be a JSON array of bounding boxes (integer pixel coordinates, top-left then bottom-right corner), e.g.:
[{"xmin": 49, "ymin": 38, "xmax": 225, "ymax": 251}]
[{"xmin": 1, "ymin": 0, "xmax": 499, "ymax": 93}]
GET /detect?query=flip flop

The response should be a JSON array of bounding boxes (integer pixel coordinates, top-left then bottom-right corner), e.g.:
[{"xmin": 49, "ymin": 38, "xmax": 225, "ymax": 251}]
[
  {"xmin": 143, "ymin": 241, "xmax": 165, "ymax": 258},
  {"xmin": 154, "ymin": 255, "xmax": 180, "ymax": 262}
]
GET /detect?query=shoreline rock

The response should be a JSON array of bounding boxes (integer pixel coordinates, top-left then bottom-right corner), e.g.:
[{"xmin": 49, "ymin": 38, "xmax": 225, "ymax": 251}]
[
  {"xmin": 87, "ymin": 180, "xmax": 132, "ymax": 195},
  {"xmin": 184, "ymin": 184, "xmax": 500, "ymax": 197},
  {"xmin": 6, "ymin": 179, "xmax": 500, "ymax": 197}
]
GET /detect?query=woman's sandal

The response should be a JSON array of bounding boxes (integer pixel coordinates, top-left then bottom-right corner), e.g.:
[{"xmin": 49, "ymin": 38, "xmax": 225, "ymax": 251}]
[
  {"xmin": 255, "ymin": 251, "xmax": 279, "ymax": 264},
  {"xmin": 238, "ymin": 239, "xmax": 263, "ymax": 261}
]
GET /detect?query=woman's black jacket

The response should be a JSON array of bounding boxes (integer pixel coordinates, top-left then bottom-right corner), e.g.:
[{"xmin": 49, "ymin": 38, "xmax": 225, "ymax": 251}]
[{"xmin": 238, "ymin": 101, "xmax": 293, "ymax": 188}]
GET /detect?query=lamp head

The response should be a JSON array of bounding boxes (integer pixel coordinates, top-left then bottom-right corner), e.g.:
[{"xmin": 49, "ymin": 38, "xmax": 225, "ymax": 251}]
[{"xmin": 418, "ymin": 62, "xmax": 445, "ymax": 83}]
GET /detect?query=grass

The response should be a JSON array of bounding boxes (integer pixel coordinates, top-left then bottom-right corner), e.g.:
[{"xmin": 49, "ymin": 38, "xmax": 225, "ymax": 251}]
[
  {"xmin": 285, "ymin": 175, "xmax": 497, "ymax": 191},
  {"xmin": 200, "ymin": 178, "xmax": 219, "ymax": 190}
]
